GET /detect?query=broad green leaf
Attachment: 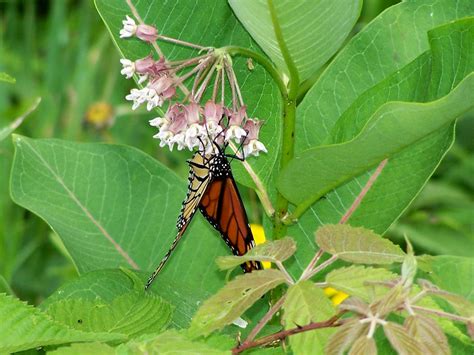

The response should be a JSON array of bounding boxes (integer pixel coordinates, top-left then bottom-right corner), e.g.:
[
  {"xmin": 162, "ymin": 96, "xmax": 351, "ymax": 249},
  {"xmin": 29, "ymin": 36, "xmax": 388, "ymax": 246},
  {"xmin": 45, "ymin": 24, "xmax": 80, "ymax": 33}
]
[
  {"xmin": 414, "ymin": 291, "xmax": 472, "ymax": 345},
  {"xmin": 189, "ymin": 269, "xmax": 287, "ymax": 337},
  {"xmin": 325, "ymin": 319, "xmax": 367, "ymax": 355},
  {"xmin": 45, "ymin": 291, "xmax": 172, "ymax": 339},
  {"xmin": 404, "ymin": 315, "xmax": 450, "ymax": 355},
  {"xmin": 0, "ymin": 98, "xmax": 40, "ymax": 142},
  {"xmin": 285, "ymin": 5, "xmax": 474, "ymax": 276},
  {"xmin": 417, "ymin": 279, "xmax": 474, "ymax": 318},
  {"xmin": 116, "ymin": 330, "xmax": 228, "ymax": 355},
  {"xmin": 10, "ymin": 137, "xmax": 231, "ymax": 327},
  {"xmin": 278, "ymin": 72, "xmax": 474, "ymax": 206},
  {"xmin": 228, "ymin": 0, "xmax": 362, "ymax": 82},
  {"xmin": 349, "ymin": 336, "xmax": 377, "ymax": 355},
  {"xmin": 316, "ymin": 224, "xmax": 405, "ymax": 264},
  {"xmin": 0, "ymin": 72, "xmax": 15, "ymax": 84},
  {"xmin": 0, "ymin": 293, "xmax": 123, "ymax": 354},
  {"xmin": 423, "ymin": 256, "xmax": 474, "ymax": 303},
  {"xmin": 94, "ymin": 0, "xmax": 282, "ymax": 190},
  {"xmin": 325, "ymin": 265, "xmax": 397, "ymax": 301},
  {"xmin": 283, "ymin": 281, "xmax": 336, "ymax": 355},
  {"xmin": 383, "ymin": 322, "xmax": 423, "ymax": 355},
  {"xmin": 49, "ymin": 342, "xmax": 116, "ymax": 355},
  {"xmin": 0, "ymin": 274, "xmax": 13, "ymax": 295},
  {"xmin": 216, "ymin": 237, "xmax": 296, "ymax": 270}
]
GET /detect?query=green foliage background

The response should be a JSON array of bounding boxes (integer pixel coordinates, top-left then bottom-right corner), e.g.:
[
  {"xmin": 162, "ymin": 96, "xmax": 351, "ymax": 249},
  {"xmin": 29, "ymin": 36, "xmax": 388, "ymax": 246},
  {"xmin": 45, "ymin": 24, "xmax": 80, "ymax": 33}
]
[{"xmin": 0, "ymin": 0, "xmax": 472, "ymax": 353}]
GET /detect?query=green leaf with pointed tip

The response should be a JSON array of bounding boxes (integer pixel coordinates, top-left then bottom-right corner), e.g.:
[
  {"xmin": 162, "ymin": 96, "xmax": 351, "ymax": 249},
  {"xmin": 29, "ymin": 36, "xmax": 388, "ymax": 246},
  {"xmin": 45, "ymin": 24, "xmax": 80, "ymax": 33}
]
[
  {"xmin": 117, "ymin": 330, "xmax": 228, "ymax": 355},
  {"xmin": 49, "ymin": 342, "xmax": 116, "ymax": 355},
  {"xmin": 316, "ymin": 224, "xmax": 405, "ymax": 264},
  {"xmin": 325, "ymin": 266, "xmax": 397, "ymax": 301},
  {"xmin": 0, "ymin": 72, "xmax": 15, "ymax": 84},
  {"xmin": 423, "ymin": 256, "xmax": 474, "ymax": 303},
  {"xmin": 94, "ymin": 0, "xmax": 281, "ymax": 190},
  {"xmin": 45, "ymin": 291, "xmax": 172, "ymax": 339},
  {"xmin": 10, "ymin": 136, "xmax": 239, "ymax": 328},
  {"xmin": 383, "ymin": 322, "xmax": 424, "ymax": 355},
  {"xmin": 284, "ymin": 6, "xmax": 474, "ymax": 278},
  {"xmin": 349, "ymin": 336, "xmax": 377, "ymax": 355},
  {"xmin": 189, "ymin": 269, "xmax": 287, "ymax": 337},
  {"xmin": 216, "ymin": 237, "xmax": 296, "ymax": 270},
  {"xmin": 41, "ymin": 269, "xmax": 198, "ymax": 328},
  {"xmin": 0, "ymin": 293, "xmax": 124, "ymax": 354},
  {"xmin": 0, "ymin": 99, "xmax": 40, "ymax": 142},
  {"xmin": 325, "ymin": 319, "xmax": 367, "ymax": 355},
  {"xmin": 278, "ymin": 72, "xmax": 474, "ymax": 206},
  {"xmin": 228, "ymin": 0, "xmax": 362, "ymax": 82},
  {"xmin": 404, "ymin": 315, "xmax": 450, "ymax": 355},
  {"xmin": 283, "ymin": 281, "xmax": 336, "ymax": 355}
]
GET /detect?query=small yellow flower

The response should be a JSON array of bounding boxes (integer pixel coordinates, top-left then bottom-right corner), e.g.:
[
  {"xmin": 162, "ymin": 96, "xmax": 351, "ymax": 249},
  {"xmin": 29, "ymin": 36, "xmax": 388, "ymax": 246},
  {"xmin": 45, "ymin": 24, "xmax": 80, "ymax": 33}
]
[
  {"xmin": 250, "ymin": 224, "xmax": 271, "ymax": 269},
  {"xmin": 324, "ymin": 286, "xmax": 349, "ymax": 305},
  {"xmin": 84, "ymin": 102, "xmax": 114, "ymax": 129}
]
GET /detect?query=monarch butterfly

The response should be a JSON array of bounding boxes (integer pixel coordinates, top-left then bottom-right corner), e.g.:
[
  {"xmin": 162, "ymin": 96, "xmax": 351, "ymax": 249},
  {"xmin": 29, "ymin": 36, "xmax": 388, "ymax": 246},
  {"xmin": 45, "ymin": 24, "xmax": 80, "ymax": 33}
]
[{"xmin": 145, "ymin": 143, "xmax": 262, "ymax": 289}]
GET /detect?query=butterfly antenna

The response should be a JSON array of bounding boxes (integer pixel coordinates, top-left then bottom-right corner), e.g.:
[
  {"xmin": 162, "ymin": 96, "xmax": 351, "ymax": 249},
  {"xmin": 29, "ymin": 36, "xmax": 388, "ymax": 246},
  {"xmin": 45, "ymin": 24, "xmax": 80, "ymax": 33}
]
[
  {"xmin": 145, "ymin": 230, "xmax": 185, "ymax": 290},
  {"xmin": 227, "ymin": 130, "xmax": 248, "ymax": 163}
]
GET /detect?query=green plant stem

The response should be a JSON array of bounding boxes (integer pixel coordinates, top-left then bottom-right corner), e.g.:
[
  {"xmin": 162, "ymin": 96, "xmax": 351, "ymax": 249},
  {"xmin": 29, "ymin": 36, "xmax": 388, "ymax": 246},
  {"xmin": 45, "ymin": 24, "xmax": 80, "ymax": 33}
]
[
  {"xmin": 267, "ymin": 0, "xmax": 300, "ymax": 240},
  {"xmin": 222, "ymin": 46, "xmax": 287, "ymax": 98}
]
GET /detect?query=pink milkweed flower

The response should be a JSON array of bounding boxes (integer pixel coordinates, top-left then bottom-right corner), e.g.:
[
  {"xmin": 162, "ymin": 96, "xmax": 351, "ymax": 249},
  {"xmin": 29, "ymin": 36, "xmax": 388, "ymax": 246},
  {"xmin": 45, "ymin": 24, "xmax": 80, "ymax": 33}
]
[
  {"xmin": 119, "ymin": 58, "xmax": 135, "ymax": 79},
  {"xmin": 136, "ymin": 23, "xmax": 158, "ymax": 43},
  {"xmin": 119, "ymin": 15, "xmax": 137, "ymax": 38},
  {"xmin": 153, "ymin": 104, "xmax": 187, "ymax": 151},
  {"xmin": 242, "ymin": 119, "xmax": 267, "ymax": 157},
  {"xmin": 125, "ymin": 87, "xmax": 150, "ymax": 110},
  {"xmin": 225, "ymin": 106, "xmax": 247, "ymax": 142},
  {"xmin": 184, "ymin": 102, "xmax": 205, "ymax": 150},
  {"xmin": 203, "ymin": 100, "xmax": 224, "ymax": 139},
  {"xmin": 146, "ymin": 76, "xmax": 176, "ymax": 110}
]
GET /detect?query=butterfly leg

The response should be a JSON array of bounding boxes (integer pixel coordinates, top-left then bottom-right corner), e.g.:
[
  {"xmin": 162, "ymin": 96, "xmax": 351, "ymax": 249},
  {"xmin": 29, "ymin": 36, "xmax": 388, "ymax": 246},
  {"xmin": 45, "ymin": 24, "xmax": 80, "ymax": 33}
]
[{"xmin": 145, "ymin": 231, "xmax": 184, "ymax": 290}]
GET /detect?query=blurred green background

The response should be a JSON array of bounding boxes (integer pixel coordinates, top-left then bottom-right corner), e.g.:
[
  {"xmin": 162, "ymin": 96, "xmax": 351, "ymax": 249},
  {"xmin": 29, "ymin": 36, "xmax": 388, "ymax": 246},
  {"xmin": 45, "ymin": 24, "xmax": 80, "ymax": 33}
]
[{"xmin": 0, "ymin": 0, "xmax": 472, "ymax": 305}]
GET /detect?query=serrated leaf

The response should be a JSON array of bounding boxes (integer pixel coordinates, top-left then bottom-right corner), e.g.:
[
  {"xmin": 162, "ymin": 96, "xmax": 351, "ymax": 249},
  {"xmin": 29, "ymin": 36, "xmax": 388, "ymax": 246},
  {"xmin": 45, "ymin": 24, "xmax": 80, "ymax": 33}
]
[
  {"xmin": 339, "ymin": 297, "xmax": 370, "ymax": 316},
  {"xmin": 45, "ymin": 290, "xmax": 172, "ymax": 338},
  {"xmin": 189, "ymin": 269, "xmax": 287, "ymax": 337},
  {"xmin": 348, "ymin": 336, "xmax": 377, "ymax": 355},
  {"xmin": 404, "ymin": 315, "xmax": 450, "ymax": 355},
  {"xmin": 116, "ymin": 330, "xmax": 228, "ymax": 355},
  {"xmin": 372, "ymin": 285, "xmax": 404, "ymax": 318},
  {"xmin": 216, "ymin": 237, "xmax": 296, "ymax": 270},
  {"xmin": 383, "ymin": 322, "xmax": 423, "ymax": 355},
  {"xmin": 325, "ymin": 266, "xmax": 397, "ymax": 302},
  {"xmin": 49, "ymin": 342, "xmax": 116, "ymax": 355},
  {"xmin": 316, "ymin": 224, "xmax": 405, "ymax": 264},
  {"xmin": 325, "ymin": 318, "xmax": 367, "ymax": 355},
  {"xmin": 228, "ymin": 0, "xmax": 362, "ymax": 82},
  {"xmin": 0, "ymin": 293, "xmax": 123, "ymax": 353},
  {"xmin": 283, "ymin": 281, "xmax": 336, "ymax": 354},
  {"xmin": 414, "ymin": 292, "xmax": 472, "ymax": 345},
  {"xmin": 0, "ymin": 72, "xmax": 15, "ymax": 84}
]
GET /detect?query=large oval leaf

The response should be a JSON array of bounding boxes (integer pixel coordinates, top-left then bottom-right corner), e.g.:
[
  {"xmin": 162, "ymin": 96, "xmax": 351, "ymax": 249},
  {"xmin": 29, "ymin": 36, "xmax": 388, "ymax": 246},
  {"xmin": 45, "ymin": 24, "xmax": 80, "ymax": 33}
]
[
  {"xmin": 9, "ymin": 136, "xmax": 230, "ymax": 326},
  {"xmin": 229, "ymin": 0, "xmax": 362, "ymax": 82},
  {"xmin": 283, "ymin": 12, "xmax": 474, "ymax": 276}
]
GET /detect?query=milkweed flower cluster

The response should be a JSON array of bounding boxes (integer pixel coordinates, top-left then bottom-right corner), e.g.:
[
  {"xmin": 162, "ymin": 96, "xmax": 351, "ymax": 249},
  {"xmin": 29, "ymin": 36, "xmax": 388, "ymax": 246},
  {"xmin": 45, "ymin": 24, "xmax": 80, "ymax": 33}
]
[{"xmin": 118, "ymin": 14, "xmax": 267, "ymax": 157}]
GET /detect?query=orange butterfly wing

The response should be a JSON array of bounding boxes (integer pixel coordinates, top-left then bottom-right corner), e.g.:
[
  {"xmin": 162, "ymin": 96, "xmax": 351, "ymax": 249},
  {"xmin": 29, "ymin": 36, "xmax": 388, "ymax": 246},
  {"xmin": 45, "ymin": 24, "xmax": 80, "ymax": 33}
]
[{"xmin": 199, "ymin": 175, "xmax": 262, "ymax": 272}]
